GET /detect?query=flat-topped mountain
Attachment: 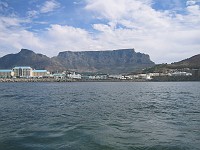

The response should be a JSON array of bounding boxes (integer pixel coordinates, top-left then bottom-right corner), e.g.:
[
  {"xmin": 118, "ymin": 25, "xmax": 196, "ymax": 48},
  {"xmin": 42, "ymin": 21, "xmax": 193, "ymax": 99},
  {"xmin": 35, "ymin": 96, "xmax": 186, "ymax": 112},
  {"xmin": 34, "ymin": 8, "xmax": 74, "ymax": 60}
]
[
  {"xmin": 0, "ymin": 48, "xmax": 155, "ymax": 73},
  {"xmin": 53, "ymin": 49, "xmax": 155, "ymax": 73}
]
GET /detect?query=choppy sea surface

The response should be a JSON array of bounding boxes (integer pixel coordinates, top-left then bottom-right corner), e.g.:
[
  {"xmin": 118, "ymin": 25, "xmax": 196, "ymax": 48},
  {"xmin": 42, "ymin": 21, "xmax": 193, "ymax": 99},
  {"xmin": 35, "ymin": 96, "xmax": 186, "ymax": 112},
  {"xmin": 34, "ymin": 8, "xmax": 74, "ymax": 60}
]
[{"xmin": 0, "ymin": 82, "xmax": 200, "ymax": 150}]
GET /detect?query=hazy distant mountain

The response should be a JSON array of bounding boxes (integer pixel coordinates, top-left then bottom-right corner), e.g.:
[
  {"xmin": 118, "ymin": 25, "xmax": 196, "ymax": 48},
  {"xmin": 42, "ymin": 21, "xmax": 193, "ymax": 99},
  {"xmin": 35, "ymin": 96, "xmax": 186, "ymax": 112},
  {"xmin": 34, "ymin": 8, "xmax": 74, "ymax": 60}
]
[
  {"xmin": 0, "ymin": 49, "xmax": 64, "ymax": 71},
  {"xmin": 52, "ymin": 49, "xmax": 155, "ymax": 74},
  {"xmin": 0, "ymin": 48, "xmax": 155, "ymax": 73}
]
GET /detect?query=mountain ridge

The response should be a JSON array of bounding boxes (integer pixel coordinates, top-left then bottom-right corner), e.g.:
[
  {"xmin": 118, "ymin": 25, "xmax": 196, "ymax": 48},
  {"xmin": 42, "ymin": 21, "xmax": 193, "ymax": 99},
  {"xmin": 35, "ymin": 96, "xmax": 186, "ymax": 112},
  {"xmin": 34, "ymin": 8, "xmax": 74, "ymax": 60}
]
[
  {"xmin": 143, "ymin": 53, "xmax": 200, "ymax": 73},
  {"xmin": 0, "ymin": 48, "xmax": 154, "ymax": 73},
  {"xmin": 53, "ymin": 48, "xmax": 154, "ymax": 73},
  {"xmin": 0, "ymin": 49, "xmax": 65, "ymax": 71},
  {"xmin": 171, "ymin": 54, "xmax": 200, "ymax": 68}
]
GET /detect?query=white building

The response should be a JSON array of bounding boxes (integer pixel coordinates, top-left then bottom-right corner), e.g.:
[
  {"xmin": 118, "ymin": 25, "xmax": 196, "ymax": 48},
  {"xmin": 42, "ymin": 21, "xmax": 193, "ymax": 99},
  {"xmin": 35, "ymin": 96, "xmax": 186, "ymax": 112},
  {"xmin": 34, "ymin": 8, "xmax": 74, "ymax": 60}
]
[
  {"xmin": 171, "ymin": 72, "xmax": 192, "ymax": 76},
  {"xmin": 132, "ymin": 73, "xmax": 153, "ymax": 80},
  {"xmin": 13, "ymin": 66, "xmax": 32, "ymax": 77},
  {"xmin": 53, "ymin": 73, "xmax": 65, "ymax": 79},
  {"xmin": 67, "ymin": 72, "xmax": 81, "ymax": 79},
  {"xmin": 109, "ymin": 75, "xmax": 123, "ymax": 79},
  {"xmin": 148, "ymin": 73, "xmax": 160, "ymax": 77},
  {"xmin": 11, "ymin": 66, "xmax": 50, "ymax": 78}
]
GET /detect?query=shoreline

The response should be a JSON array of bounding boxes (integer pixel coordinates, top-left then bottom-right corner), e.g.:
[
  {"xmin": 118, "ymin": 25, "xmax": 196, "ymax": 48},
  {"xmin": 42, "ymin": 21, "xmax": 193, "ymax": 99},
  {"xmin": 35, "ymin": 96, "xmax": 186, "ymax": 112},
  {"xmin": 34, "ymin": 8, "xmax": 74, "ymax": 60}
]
[
  {"xmin": 0, "ymin": 78, "xmax": 199, "ymax": 82},
  {"xmin": 0, "ymin": 78, "xmax": 75, "ymax": 82},
  {"xmin": 0, "ymin": 78, "xmax": 146, "ymax": 82}
]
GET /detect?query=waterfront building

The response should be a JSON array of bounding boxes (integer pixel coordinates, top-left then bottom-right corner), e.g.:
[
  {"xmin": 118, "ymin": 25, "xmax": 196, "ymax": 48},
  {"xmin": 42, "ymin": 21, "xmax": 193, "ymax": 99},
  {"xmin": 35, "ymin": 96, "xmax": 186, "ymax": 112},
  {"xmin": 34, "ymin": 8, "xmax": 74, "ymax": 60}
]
[
  {"xmin": 32, "ymin": 70, "xmax": 49, "ymax": 78},
  {"xmin": 132, "ymin": 74, "xmax": 153, "ymax": 80},
  {"xmin": 81, "ymin": 75, "xmax": 90, "ymax": 80},
  {"xmin": 95, "ymin": 74, "xmax": 108, "ymax": 80},
  {"xmin": 86, "ymin": 74, "xmax": 108, "ymax": 80},
  {"xmin": 0, "ymin": 70, "xmax": 14, "ymax": 78},
  {"xmin": 171, "ymin": 72, "xmax": 192, "ymax": 76},
  {"xmin": 12, "ymin": 66, "xmax": 50, "ymax": 78},
  {"xmin": 67, "ymin": 72, "xmax": 81, "ymax": 79},
  {"xmin": 88, "ymin": 75, "xmax": 96, "ymax": 80},
  {"xmin": 148, "ymin": 73, "xmax": 160, "ymax": 77},
  {"xmin": 109, "ymin": 75, "xmax": 123, "ymax": 79},
  {"xmin": 53, "ymin": 73, "xmax": 65, "ymax": 79},
  {"xmin": 13, "ymin": 66, "xmax": 32, "ymax": 78}
]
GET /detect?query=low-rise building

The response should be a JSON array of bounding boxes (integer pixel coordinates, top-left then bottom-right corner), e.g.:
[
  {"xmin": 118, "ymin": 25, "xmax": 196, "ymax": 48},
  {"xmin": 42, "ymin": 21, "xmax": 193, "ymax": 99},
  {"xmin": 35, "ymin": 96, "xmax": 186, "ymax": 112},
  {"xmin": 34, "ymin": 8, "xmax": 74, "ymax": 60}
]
[
  {"xmin": 109, "ymin": 75, "xmax": 123, "ymax": 79},
  {"xmin": 53, "ymin": 73, "xmax": 66, "ymax": 79},
  {"xmin": 32, "ymin": 70, "xmax": 49, "ymax": 78},
  {"xmin": 85, "ymin": 74, "xmax": 108, "ymax": 80},
  {"xmin": 94, "ymin": 74, "xmax": 108, "ymax": 80},
  {"xmin": 148, "ymin": 73, "xmax": 160, "ymax": 77},
  {"xmin": 171, "ymin": 72, "xmax": 192, "ymax": 76},
  {"xmin": 132, "ymin": 73, "xmax": 153, "ymax": 80},
  {"xmin": 88, "ymin": 75, "xmax": 96, "ymax": 80},
  {"xmin": 67, "ymin": 72, "xmax": 81, "ymax": 79},
  {"xmin": 0, "ymin": 70, "xmax": 14, "ymax": 78}
]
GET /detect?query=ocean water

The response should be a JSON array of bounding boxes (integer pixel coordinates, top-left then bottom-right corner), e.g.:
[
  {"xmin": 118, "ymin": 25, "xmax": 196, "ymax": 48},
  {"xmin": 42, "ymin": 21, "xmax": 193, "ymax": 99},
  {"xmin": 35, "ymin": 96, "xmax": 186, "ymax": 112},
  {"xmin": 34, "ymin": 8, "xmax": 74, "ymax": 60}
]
[{"xmin": 0, "ymin": 82, "xmax": 200, "ymax": 150}]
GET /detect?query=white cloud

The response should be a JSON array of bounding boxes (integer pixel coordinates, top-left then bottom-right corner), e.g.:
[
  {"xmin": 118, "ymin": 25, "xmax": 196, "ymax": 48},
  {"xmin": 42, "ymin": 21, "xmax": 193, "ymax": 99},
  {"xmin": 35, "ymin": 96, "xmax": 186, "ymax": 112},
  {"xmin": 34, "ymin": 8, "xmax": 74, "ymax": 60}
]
[
  {"xmin": 26, "ymin": 0, "xmax": 60, "ymax": 18},
  {"xmin": 0, "ymin": 17, "xmax": 45, "ymax": 55},
  {"xmin": 40, "ymin": 0, "xmax": 60, "ymax": 13},
  {"xmin": 0, "ymin": 17, "xmax": 23, "ymax": 27},
  {"xmin": 84, "ymin": 0, "xmax": 200, "ymax": 63},
  {"xmin": 0, "ymin": 0, "xmax": 199, "ymax": 64},
  {"xmin": 41, "ymin": 24, "xmax": 98, "ymax": 55},
  {"xmin": 187, "ymin": 4, "xmax": 200, "ymax": 15},
  {"xmin": 186, "ymin": 0, "xmax": 196, "ymax": 6},
  {"xmin": 0, "ymin": 17, "xmax": 98, "ymax": 57},
  {"xmin": 27, "ymin": 10, "xmax": 38, "ymax": 18}
]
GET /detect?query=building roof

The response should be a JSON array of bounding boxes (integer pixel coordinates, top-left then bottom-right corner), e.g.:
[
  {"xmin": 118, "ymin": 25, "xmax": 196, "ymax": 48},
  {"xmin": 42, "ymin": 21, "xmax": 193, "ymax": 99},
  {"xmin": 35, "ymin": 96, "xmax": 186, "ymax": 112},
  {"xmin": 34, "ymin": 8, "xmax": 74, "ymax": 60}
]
[
  {"xmin": 0, "ymin": 70, "xmax": 12, "ymax": 72},
  {"xmin": 32, "ymin": 70, "xmax": 47, "ymax": 73},
  {"xmin": 13, "ymin": 66, "xmax": 32, "ymax": 69}
]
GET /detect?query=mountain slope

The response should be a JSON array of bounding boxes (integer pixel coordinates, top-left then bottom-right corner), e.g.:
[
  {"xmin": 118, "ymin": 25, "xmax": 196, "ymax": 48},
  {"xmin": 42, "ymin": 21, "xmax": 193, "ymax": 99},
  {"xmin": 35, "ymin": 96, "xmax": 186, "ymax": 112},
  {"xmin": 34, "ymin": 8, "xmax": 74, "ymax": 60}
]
[
  {"xmin": 0, "ymin": 49, "xmax": 64, "ymax": 71},
  {"xmin": 53, "ymin": 49, "xmax": 155, "ymax": 73},
  {"xmin": 171, "ymin": 54, "xmax": 200, "ymax": 69},
  {"xmin": 0, "ymin": 48, "xmax": 155, "ymax": 73},
  {"xmin": 143, "ymin": 54, "xmax": 200, "ymax": 73}
]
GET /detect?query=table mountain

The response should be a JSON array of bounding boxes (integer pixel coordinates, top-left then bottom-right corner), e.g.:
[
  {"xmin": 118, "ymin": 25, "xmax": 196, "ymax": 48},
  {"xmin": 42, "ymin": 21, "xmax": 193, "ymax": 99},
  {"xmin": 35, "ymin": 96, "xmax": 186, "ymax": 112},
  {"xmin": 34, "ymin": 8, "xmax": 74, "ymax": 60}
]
[
  {"xmin": 0, "ymin": 48, "xmax": 155, "ymax": 73},
  {"xmin": 52, "ymin": 49, "xmax": 155, "ymax": 74}
]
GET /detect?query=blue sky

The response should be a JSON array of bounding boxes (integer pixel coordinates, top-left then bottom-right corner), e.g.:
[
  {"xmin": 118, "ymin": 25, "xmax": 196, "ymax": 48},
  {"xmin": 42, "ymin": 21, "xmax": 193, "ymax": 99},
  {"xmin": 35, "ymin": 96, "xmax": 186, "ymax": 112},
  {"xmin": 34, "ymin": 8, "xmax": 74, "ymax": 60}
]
[{"xmin": 0, "ymin": 0, "xmax": 200, "ymax": 63}]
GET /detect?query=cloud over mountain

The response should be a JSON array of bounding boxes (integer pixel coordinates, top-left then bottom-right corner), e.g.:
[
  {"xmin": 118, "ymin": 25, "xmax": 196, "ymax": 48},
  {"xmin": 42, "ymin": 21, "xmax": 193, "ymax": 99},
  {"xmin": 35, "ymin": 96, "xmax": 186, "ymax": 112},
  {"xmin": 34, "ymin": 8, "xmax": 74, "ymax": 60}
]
[{"xmin": 0, "ymin": 0, "xmax": 199, "ymax": 63}]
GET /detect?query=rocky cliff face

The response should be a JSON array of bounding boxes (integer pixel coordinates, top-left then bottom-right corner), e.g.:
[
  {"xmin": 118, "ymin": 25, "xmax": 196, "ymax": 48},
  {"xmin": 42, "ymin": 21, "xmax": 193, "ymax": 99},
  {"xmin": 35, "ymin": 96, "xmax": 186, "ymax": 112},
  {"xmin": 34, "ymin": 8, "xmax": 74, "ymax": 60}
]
[
  {"xmin": 0, "ymin": 48, "xmax": 155, "ymax": 73},
  {"xmin": 53, "ymin": 49, "xmax": 155, "ymax": 73}
]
